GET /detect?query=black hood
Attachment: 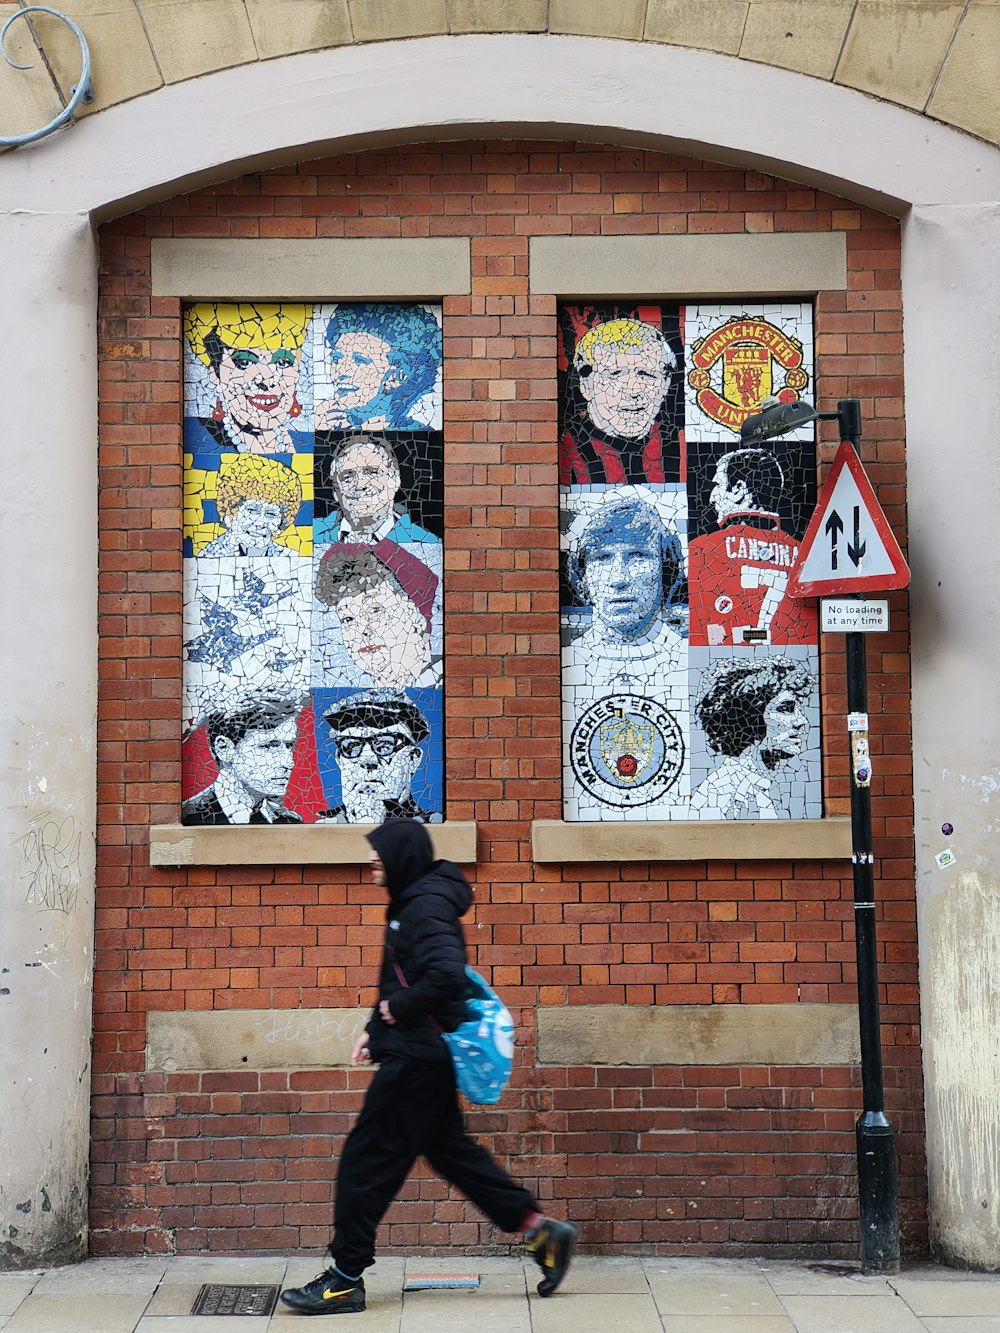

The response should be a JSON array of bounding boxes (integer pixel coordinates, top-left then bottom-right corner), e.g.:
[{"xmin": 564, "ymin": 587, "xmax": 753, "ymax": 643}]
[
  {"xmin": 367, "ymin": 819, "xmax": 437, "ymax": 899},
  {"xmin": 395, "ymin": 858, "xmax": 473, "ymax": 918},
  {"xmin": 366, "ymin": 819, "xmax": 473, "ymax": 918}
]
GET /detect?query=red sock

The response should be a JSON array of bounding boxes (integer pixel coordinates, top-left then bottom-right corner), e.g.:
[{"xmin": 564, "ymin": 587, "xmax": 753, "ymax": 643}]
[{"xmin": 519, "ymin": 1210, "xmax": 545, "ymax": 1234}]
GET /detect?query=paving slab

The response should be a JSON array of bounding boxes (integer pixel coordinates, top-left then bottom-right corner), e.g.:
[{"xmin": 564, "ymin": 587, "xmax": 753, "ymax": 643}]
[
  {"xmin": 660, "ymin": 1318, "xmax": 796, "ymax": 1333},
  {"xmin": 756, "ymin": 1258, "xmax": 894, "ymax": 1296},
  {"xmin": 0, "ymin": 1277, "xmax": 39, "ymax": 1319},
  {"xmin": 646, "ymin": 1258, "xmax": 785, "ymax": 1317},
  {"xmin": 922, "ymin": 1321, "xmax": 1000, "ymax": 1333},
  {"xmin": 778, "ymin": 1294, "xmax": 927, "ymax": 1332},
  {"xmin": 893, "ymin": 1276, "xmax": 1000, "ymax": 1316},
  {"xmin": 893, "ymin": 1264, "xmax": 1000, "ymax": 1283},
  {"xmin": 456, "ymin": 1270, "xmax": 525, "ymax": 1295},
  {"xmin": 135, "ymin": 1320, "xmax": 269, "ymax": 1333},
  {"xmin": 6, "ymin": 1252, "xmax": 1000, "ymax": 1333},
  {"xmin": 269, "ymin": 1300, "xmax": 401, "ymax": 1331},
  {"xmin": 158, "ymin": 1256, "xmax": 287, "ymax": 1286},
  {"xmin": 528, "ymin": 1291, "xmax": 665, "ymax": 1333},
  {"xmin": 4, "ymin": 1292, "xmax": 151, "ymax": 1333},
  {"xmin": 539, "ymin": 1256, "xmax": 650, "ymax": 1294},
  {"xmin": 284, "ymin": 1256, "xmax": 406, "ymax": 1278},
  {"xmin": 403, "ymin": 1257, "xmax": 519, "ymax": 1274},
  {"xmin": 31, "ymin": 1256, "xmax": 167, "ymax": 1295},
  {"xmin": 400, "ymin": 1287, "xmax": 531, "ymax": 1332}
]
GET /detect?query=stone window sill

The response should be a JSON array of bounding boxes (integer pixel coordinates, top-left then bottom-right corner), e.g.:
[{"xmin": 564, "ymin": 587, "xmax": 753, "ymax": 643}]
[
  {"xmin": 531, "ymin": 818, "xmax": 851, "ymax": 862},
  {"xmin": 149, "ymin": 822, "xmax": 477, "ymax": 866}
]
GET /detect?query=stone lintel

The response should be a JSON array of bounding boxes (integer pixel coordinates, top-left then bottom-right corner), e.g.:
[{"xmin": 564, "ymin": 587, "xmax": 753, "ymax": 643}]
[
  {"xmin": 150, "ymin": 237, "xmax": 472, "ymax": 299},
  {"xmin": 529, "ymin": 232, "xmax": 848, "ymax": 297},
  {"xmin": 149, "ymin": 822, "xmax": 478, "ymax": 866}
]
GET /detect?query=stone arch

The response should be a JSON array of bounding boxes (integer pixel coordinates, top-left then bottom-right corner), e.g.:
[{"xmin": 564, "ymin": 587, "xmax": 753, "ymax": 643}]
[
  {"xmin": 1, "ymin": 33, "xmax": 997, "ymax": 1268},
  {"xmin": 5, "ymin": 4, "xmax": 997, "ymax": 149}
]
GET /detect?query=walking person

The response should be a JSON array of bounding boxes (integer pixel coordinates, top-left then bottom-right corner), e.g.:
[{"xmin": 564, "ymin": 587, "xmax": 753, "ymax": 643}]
[{"xmin": 280, "ymin": 818, "xmax": 576, "ymax": 1315}]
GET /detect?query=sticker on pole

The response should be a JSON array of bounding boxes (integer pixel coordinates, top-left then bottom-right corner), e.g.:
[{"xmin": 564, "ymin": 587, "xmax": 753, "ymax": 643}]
[{"xmin": 787, "ymin": 441, "xmax": 909, "ymax": 598}]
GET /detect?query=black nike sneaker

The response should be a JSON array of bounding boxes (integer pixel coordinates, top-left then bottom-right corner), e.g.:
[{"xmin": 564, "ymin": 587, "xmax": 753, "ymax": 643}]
[
  {"xmin": 525, "ymin": 1217, "xmax": 577, "ymax": 1296},
  {"xmin": 279, "ymin": 1267, "xmax": 366, "ymax": 1315}
]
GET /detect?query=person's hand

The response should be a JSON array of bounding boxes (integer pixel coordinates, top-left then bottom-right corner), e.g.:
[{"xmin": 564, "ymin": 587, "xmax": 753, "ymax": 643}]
[
  {"xmin": 351, "ymin": 1033, "xmax": 371, "ymax": 1065},
  {"xmin": 379, "ymin": 999, "xmax": 396, "ymax": 1026},
  {"xmin": 315, "ymin": 399, "xmax": 350, "ymax": 431}
]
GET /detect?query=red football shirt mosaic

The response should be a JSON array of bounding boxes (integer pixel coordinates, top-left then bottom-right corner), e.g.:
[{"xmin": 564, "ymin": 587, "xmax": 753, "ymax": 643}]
[
  {"xmin": 560, "ymin": 303, "xmax": 821, "ymax": 821},
  {"xmin": 181, "ymin": 302, "xmax": 444, "ymax": 825}
]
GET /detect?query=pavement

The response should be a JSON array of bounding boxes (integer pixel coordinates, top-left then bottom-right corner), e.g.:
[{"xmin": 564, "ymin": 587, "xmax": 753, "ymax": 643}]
[{"xmin": 1, "ymin": 1254, "xmax": 999, "ymax": 1332}]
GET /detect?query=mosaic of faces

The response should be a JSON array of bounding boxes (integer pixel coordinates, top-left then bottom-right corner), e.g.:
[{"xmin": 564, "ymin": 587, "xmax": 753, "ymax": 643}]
[
  {"xmin": 560, "ymin": 304, "xmax": 821, "ymax": 822},
  {"xmin": 182, "ymin": 302, "xmax": 444, "ymax": 825}
]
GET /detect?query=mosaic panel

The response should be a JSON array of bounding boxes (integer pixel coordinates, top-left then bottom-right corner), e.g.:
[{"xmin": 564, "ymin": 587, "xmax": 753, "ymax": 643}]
[
  {"xmin": 560, "ymin": 303, "xmax": 822, "ymax": 822},
  {"xmin": 181, "ymin": 301, "xmax": 444, "ymax": 826},
  {"xmin": 684, "ymin": 302, "xmax": 815, "ymax": 443}
]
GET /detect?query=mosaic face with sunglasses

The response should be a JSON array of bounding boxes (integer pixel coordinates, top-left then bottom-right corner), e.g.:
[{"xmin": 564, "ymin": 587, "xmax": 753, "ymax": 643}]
[{"xmin": 316, "ymin": 691, "xmax": 442, "ymax": 824}]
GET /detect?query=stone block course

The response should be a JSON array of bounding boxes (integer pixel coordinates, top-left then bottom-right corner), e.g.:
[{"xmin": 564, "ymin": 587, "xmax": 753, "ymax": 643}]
[
  {"xmin": 740, "ymin": 0, "xmax": 854, "ymax": 79},
  {"xmin": 644, "ymin": 0, "xmax": 750, "ymax": 54},
  {"xmin": 39, "ymin": 0, "xmax": 163, "ymax": 112},
  {"xmin": 347, "ymin": 0, "xmax": 447, "ymax": 42},
  {"xmin": 135, "ymin": 0, "xmax": 258, "ymax": 82},
  {"xmin": 244, "ymin": 0, "xmax": 353, "ymax": 59},
  {"xmin": 6, "ymin": 5, "xmax": 996, "ymax": 157},
  {"xmin": 926, "ymin": 1, "xmax": 1000, "ymax": 145},
  {"xmin": 837, "ymin": 0, "xmax": 965, "ymax": 111}
]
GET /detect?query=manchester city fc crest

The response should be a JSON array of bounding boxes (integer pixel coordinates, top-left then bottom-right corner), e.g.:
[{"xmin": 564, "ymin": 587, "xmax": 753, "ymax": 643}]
[{"xmin": 570, "ymin": 695, "xmax": 685, "ymax": 808}]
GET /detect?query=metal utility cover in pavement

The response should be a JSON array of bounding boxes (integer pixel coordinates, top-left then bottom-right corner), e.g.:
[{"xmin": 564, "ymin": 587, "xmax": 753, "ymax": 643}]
[{"xmin": 190, "ymin": 1284, "xmax": 280, "ymax": 1316}]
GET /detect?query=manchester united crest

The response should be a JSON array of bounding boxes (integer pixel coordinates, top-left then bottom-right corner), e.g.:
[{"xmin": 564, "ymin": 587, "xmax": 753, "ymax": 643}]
[
  {"xmin": 686, "ymin": 313, "xmax": 810, "ymax": 436},
  {"xmin": 570, "ymin": 694, "xmax": 685, "ymax": 808}
]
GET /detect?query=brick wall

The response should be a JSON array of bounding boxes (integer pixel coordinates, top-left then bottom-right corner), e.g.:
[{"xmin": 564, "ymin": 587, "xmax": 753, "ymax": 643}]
[{"xmin": 92, "ymin": 140, "xmax": 924, "ymax": 1258}]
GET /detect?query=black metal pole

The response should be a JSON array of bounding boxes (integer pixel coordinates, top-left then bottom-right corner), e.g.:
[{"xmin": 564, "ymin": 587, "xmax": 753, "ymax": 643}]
[{"xmin": 839, "ymin": 399, "xmax": 900, "ymax": 1274}]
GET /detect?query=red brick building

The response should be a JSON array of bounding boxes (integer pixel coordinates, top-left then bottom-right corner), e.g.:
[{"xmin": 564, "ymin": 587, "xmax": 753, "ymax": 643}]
[
  {"xmin": 3, "ymin": 22, "xmax": 997, "ymax": 1276},
  {"xmin": 90, "ymin": 140, "xmax": 922, "ymax": 1259}
]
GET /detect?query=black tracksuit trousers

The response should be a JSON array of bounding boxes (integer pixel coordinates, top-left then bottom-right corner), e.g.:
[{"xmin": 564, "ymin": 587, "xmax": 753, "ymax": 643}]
[{"xmin": 329, "ymin": 1056, "xmax": 537, "ymax": 1276}]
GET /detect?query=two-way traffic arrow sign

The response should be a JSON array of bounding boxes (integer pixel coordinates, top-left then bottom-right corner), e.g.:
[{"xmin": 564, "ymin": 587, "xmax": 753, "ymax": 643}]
[{"xmin": 788, "ymin": 441, "xmax": 909, "ymax": 598}]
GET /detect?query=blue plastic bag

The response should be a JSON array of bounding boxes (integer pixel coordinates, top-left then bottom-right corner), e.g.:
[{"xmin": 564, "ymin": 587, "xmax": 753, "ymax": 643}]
[{"xmin": 442, "ymin": 967, "xmax": 515, "ymax": 1105}]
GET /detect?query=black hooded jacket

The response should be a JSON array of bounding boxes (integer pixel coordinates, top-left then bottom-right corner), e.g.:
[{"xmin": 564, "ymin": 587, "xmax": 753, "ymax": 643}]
[{"xmin": 365, "ymin": 820, "xmax": 473, "ymax": 1064}]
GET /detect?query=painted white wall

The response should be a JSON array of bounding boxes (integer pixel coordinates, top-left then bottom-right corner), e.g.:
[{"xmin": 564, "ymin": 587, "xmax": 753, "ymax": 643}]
[
  {"xmin": 0, "ymin": 211, "xmax": 98, "ymax": 1266},
  {"xmin": 903, "ymin": 202, "xmax": 1000, "ymax": 1269},
  {"xmin": 1, "ymin": 32, "xmax": 997, "ymax": 1267}
]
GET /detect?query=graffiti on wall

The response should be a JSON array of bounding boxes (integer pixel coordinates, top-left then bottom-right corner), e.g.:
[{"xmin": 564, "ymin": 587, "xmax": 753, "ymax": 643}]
[
  {"xmin": 560, "ymin": 303, "xmax": 821, "ymax": 821},
  {"xmin": 181, "ymin": 302, "xmax": 444, "ymax": 825}
]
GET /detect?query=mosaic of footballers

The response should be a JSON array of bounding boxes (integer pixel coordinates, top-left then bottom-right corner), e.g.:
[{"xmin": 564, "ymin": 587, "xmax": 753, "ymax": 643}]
[
  {"xmin": 690, "ymin": 654, "xmax": 820, "ymax": 819},
  {"xmin": 559, "ymin": 306, "xmax": 684, "ymax": 486},
  {"xmin": 560, "ymin": 301, "xmax": 822, "ymax": 822},
  {"xmin": 687, "ymin": 444, "xmax": 819, "ymax": 647}
]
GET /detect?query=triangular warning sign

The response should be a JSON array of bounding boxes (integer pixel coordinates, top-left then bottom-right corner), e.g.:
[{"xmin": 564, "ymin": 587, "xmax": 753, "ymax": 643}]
[{"xmin": 788, "ymin": 441, "xmax": 909, "ymax": 598}]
